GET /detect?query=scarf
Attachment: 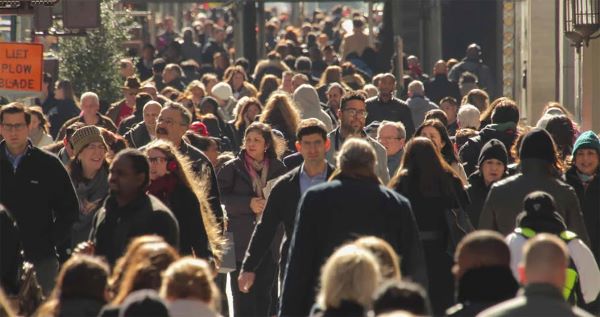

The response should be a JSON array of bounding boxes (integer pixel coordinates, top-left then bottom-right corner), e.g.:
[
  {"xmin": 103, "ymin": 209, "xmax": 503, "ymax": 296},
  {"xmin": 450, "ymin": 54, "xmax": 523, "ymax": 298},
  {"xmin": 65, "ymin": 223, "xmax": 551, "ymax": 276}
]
[
  {"xmin": 244, "ymin": 151, "xmax": 269, "ymax": 198},
  {"xmin": 147, "ymin": 173, "xmax": 179, "ymax": 207}
]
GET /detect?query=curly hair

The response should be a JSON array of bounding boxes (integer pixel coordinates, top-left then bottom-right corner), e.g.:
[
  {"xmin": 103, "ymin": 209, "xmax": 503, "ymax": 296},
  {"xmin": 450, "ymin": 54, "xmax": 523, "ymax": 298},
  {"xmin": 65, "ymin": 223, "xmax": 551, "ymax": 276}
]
[{"xmin": 259, "ymin": 92, "xmax": 300, "ymax": 139}]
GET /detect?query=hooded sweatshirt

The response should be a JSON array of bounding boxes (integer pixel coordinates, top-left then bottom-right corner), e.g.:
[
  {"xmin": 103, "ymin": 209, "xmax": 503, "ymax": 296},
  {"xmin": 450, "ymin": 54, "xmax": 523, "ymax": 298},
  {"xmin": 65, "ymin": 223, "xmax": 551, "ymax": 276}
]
[{"xmin": 293, "ymin": 84, "xmax": 334, "ymax": 131}]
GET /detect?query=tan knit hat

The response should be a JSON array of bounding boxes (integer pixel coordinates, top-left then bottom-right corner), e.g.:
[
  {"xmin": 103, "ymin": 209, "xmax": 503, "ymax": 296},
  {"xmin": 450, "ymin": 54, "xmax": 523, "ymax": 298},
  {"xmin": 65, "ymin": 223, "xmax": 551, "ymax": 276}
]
[{"xmin": 70, "ymin": 126, "xmax": 107, "ymax": 157}]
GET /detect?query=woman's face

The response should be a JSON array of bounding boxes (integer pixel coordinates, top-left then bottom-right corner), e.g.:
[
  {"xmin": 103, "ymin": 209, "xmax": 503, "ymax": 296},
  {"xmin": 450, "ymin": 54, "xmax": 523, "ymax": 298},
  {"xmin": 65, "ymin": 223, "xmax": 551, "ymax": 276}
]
[
  {"xmin": 55, "ymin": 85, "xmax": 65, "ymax": 100},
  {"xmin": 481, "ymin": 159, "xmax": 505, "ymax": 186},
  {"xmin": 29, "ymin": 115, "xmax": 40, "ymax": 133},
  {"xmin": 191, "ymin": 86, "xmax": 205, "ymax": 99},
  {"xmin": 244, "ymin": 104, "xmax": 261, "ymax": 122},
  {"xmin": 420, "ymin": 126, "xmax": 445, "ymax": 151},
  {"xmin": 147, "ymin": 149, "xmax": 168, "ymax": 181},
  {"xmin": 574, "ymin": 148, "xmax": 600, "ymax": 176},
  {"xmin": 78, "ymin": 142, "xmax": 107, "ymax": 174},
  {"xmin": 244, "ymin": 130, "xmax": 267, "ymax": 161},
  {"xmin": 204, "ymin": 142, "xmax": 219, "ymax": 167},
  {"xmin": 232, "ymin": 72, "xmax": 244, "ymax": 90}
]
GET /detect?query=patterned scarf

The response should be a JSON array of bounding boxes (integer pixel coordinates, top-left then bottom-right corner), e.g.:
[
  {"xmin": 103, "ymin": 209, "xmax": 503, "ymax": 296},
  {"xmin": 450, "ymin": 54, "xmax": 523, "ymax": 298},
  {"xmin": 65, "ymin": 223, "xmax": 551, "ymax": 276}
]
[{"xmin": 244, "ymin": 151, "xmax": 269, "ymax": 198}]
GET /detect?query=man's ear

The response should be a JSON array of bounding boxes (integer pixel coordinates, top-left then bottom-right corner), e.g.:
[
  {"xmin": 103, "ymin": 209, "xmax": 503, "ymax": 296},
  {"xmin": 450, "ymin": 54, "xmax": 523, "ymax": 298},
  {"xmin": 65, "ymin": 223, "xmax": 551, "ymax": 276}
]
[
  {"xmin": 325, "ymin": 138, "xmax": 331, "ymax": 151},
  {"xmin": 295, "ymin": 141, "xmax": 301, "ymax": 152}
]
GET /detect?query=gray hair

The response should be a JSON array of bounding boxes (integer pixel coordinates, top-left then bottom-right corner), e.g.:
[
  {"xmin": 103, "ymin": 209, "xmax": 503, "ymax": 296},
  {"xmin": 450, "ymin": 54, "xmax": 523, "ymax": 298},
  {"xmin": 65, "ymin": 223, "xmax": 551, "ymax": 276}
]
[
  {"xmin": 457, "ymin": 104, "xmax": 481, "ymax": 130},
  {"xmin": 337, "ymin": 138, "xmax": 377, "ymax": 174},
  {"xmin": 163, "ymin": 101, "xmax": 192, "ymax": 126},
  {"xmin": 378, "ymin": 120, "xmax": 406, "ymax": 140},
  {"xmin": 407, "ymin": 80, "xmax": 424, "ymax": 95},
  {"xmin": 80, "ymin": 92, "xmax": 99, "ymax": 105}
]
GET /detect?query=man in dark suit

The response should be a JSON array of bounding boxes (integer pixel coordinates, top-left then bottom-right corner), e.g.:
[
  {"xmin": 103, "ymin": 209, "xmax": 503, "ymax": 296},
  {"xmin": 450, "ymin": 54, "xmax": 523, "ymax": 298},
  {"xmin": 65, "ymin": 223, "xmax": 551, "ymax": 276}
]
[
  {"xmin": 279, "ymin": 138, "xmax": 427, "ymax": 317},
  {"xmin": 238, "ymin": 118, "xmax": 334, "ymax": 294}
]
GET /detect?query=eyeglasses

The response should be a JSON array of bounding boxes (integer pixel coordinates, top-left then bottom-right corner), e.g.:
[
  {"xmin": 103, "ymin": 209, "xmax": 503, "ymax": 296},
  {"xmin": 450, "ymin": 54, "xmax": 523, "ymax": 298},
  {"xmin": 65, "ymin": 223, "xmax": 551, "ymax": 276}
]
[
  {"xmin": 377, "ymin": 137, "xmax": 403, "ymax": 142},
  {"xmin": 343, "ymin": 108, "xmax": 368, "ymax": 118},
  {"xmin": 148, "ymin": 156, "xmax": 167, "ymax": 164},
  {"xmin": 0, "ymin": 123, "xmax": 27, "ymax": 131},
  {"xmin": 157, "ymin": 117, "xmax": 185, "ymax": 126}
]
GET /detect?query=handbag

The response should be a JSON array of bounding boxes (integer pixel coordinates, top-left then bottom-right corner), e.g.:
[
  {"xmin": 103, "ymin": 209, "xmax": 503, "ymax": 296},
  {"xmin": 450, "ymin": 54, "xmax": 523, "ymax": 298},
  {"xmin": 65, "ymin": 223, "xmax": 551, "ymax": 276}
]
[
  {"xmin": 218, "ymin": 231, "xmax": 237, "ymax": 273},
  {"xmin": 445, "ymin": 187, "xmax": 475, "ymax": 257}
]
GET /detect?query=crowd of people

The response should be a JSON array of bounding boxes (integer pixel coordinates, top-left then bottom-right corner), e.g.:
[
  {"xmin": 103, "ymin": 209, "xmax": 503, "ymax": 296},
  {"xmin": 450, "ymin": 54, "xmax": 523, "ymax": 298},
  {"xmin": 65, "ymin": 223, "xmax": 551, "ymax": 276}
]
[{"xmin": 1, "ymin": 4, "xmax": 600, "ymax": 317}]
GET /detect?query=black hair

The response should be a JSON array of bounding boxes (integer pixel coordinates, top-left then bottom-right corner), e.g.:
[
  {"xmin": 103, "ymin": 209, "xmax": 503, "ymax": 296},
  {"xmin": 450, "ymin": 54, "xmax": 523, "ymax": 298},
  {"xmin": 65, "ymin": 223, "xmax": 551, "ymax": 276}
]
[
  {"xmin": 491, "ymin": 101, "xmax": 520, "ymax": 124},
  {"xmin": 340, "ymin": 90, "xmax": 367, "ymax": 110},
  {"xmin": 152, "ymin": 58, "xmax": 167, "ymax": 72},
  {"xmin": 296, "ymin": 118, "xmax": 328, "ymax": 141},
  {"xmin": 373, "ymin": 280, "xmax": 431, "ymax": 316},
  {"xmin": 114, "ymin": 149, "xmax": 150, "ymax": 189}
]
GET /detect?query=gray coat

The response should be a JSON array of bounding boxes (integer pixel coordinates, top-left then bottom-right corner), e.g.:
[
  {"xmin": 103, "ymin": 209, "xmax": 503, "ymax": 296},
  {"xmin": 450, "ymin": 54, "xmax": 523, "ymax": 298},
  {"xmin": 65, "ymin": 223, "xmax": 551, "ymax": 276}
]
[
  {"xmin": 326, "ymin": 128, "xmax": 390, "ymax": 184},
  {"xmin": 479, "ymin": 159, "xmax": 590, "ymax": 245},
  {"xmin": 406, "ymin": 96, "xmax": 439, "ymax": 128},
  {"xmin": 217, "ymin": 154, "xmax": 287, "ymax": 262}
]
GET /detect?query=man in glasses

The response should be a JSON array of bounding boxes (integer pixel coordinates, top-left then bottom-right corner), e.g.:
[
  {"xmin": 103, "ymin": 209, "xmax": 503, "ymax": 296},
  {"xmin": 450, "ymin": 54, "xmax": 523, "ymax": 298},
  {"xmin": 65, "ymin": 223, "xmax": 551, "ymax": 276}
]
[
  {"xmin": 377, "ymin": 120, "xmax": 407, "ymax": 178},
  {"xmin": 326, "ymin": 90, "xmax": 390, "ymax": 183},
  {"xmin": 0, "ymin": 103, "xmax": 79, "ymax": 295}
]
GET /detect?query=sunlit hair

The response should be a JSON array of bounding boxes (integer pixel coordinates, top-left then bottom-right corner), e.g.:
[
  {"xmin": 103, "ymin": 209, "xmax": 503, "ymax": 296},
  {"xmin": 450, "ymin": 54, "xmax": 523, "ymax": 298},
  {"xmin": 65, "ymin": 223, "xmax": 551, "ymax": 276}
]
[
  {"xmin": 257, "ymin": 74, "xmax": 280, "ymax": 104},
  {"xmin": 181, "ymin": 80, "xmax": 206, "ymax": 101},
  {"xmin": 36, "ymin": 255, "xmax": 109, "ymax": 317},
  {"xmin": 354, "ymin": 236, "xmax": 401, "ymax": 280},
  {"xmin": 144, "ymin": 140, "xmax": 225, "ymax": 258},
  {"xmin": 329, "ymin": 138, "xmax": 379, "ymax": 183},
  {"xmin": 109, "ymin": 235, "xmax": 166, "ymax": 297},
  {"xmin": 111, "ymin": 242, "xmax": 180, "ymax": 305},
  {"xmin": 259, "ymin": 92, "xmax": 301, "ymax": 139},
  {"xmin": 317, "ymin": 244, "xmax": 381, "ymax": 310},
  {"xmin": 389, "ymin": 137, "xmax": 460, "ymax": 197},
  {"xmin": 242, "ymin": 122, "xmax": 287, "ymax": 159},
  {"xmin": 224, "ymin": 65, "xmax": 257, "ymax": 96},
  {"xmin": 160, "ymin": 257, "xmax": 220, "ymax": 311},
  {"xmin": 461, "ymin": 88, "xmax": 489, "ymax": 113},
  {"xmin": 28, "ymin": 106, "xmax": 49, "ymax": 133},
  {"xmin": 233, "ymin": 97, "xmax": 263, "ymax": 130},
  {"xmin": 318, "ymin": 65, "xmax": 342, "ymax": 86}
]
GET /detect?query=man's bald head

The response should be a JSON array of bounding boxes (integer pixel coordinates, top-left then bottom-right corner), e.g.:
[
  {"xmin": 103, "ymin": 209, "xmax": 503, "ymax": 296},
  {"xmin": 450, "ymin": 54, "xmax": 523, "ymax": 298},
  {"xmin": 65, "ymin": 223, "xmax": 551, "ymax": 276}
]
[
  {"xmin": 433, "ymin": 60, "xmax": 448, "ymax": 76},
  {"xmin": 522, "ymin": 233, "xmax": 568, "ymax": 289},
  {"xmin": 453, "ymin": 230, "xmax": 511, "ymax": 279}
]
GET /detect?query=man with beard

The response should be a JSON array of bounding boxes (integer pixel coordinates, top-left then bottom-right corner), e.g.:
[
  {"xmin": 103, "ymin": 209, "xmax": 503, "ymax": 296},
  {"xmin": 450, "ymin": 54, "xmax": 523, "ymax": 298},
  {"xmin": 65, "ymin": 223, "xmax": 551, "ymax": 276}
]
[
  {"xmin": 366, "ymin": 73, "xmax": 415, "ymax": 138},
  {"xmin": 154, "ymin": 102, "xmax": 224, "ymax": 230},
  {"xmin": 86, "ymin": 149, "xmax": 179, "ymax": 265},
  {"xmin": 326, "ymin": 90, "xmax": 389, "ymax": 183},
  {"xmin": 325, "ymin": 83, "xmax": 344, "ymax": 127}
]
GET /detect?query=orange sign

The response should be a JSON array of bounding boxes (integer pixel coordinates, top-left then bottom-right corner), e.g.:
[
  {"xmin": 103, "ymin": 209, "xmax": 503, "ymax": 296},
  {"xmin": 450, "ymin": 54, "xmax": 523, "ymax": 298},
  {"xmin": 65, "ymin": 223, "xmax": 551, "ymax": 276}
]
[{"xmin": 0, "ymin": 42, "xmax": 43, "ymax": 92}]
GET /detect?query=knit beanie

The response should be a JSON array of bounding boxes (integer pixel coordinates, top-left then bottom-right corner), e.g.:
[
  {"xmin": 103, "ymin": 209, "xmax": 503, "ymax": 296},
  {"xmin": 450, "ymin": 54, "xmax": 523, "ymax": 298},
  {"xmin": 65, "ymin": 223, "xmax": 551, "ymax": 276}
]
[
  {"xmin": 70, "ymin": 126, "xmax": 107, "ymax": 157},
  {"xmin": 572, "ymin": 130, "xmax": 600, "ymax": 156},
  {"xmin": 211, "ymin": 82, "xmax": 233, "ymax": 101},
  {"xmin": 516, "ymin": 191, "xmax": 566, "ymax": 234},
  {"xmin": 519, "ymin": 128, "xmax": 556, "ymax": 163},
  {"xmin": 478, "ymin": 138, "xmax": 508, "ymax": 168}
]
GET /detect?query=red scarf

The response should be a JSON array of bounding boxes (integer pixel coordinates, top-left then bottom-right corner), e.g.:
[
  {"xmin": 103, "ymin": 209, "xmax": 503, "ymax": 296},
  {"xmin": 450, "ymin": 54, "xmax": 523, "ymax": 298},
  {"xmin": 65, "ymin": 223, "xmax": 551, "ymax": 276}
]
[{"xmin": 147, "ymin": 173, "xmax": 178, "ymax": 206}]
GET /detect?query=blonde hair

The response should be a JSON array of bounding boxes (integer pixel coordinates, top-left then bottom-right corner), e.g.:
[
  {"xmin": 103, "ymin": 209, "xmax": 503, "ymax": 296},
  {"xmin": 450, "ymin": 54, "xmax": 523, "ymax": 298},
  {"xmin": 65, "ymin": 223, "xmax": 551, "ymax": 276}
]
[
  {"xmin": 317, "ymin": 244, "xmax": 381, "ymax": 309},
  {"xmin": 160, "ymin": 257, "xmax": 220, "ymax": 310},
  {"xmin": 144, "ymin": 140, "xmax": 226, "ymax": 260},
  {"xmin": 354, "ymin": 236, "xmax": 401, "ymax": 280}
]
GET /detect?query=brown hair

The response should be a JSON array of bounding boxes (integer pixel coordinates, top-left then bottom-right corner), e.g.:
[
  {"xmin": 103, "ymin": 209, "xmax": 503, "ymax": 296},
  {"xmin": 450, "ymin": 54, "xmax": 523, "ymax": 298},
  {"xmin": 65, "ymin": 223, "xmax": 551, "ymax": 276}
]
[
  {"xmin": 318, "ymin": 65, "xmax": 342, "ymax": 87},
  {"xmin": 36, "ymin": 255, "xmax": 109, "ymax": 317},
  {"xmin": 257, "ymin": 74, "xmax": 280, "ymax": 104},
  {"xmin": 389, "ymin": 137, "xmax": 460, "ymax": 197},
  {"xmin": 144, "ymin": 140, "xmax": 225, "ymax": 259},
  {"xmin": 243, "ymin": 122, "xmax": 287, "ymax": 160},
  {"xmin": 259, "ymin": 92, "xmax": 300, "ymax": 139},
  {"xmin": 111, "ymin": 242, "xmax": 179, "ymax": 305},
  {"xmin": 233, "ymin": 97, "xmax": 263, "ymax": 130}
]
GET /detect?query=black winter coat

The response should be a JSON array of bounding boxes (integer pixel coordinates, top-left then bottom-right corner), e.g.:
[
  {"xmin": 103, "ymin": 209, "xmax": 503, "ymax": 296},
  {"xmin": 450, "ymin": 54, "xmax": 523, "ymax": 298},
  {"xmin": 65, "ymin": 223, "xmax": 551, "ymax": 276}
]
[
  {"xmin": 565, "ymin": 166, "xmax": 600, "ymax": 264},
  {"xmin": 217, "ymin": 154, "xmax": 287, "ymax": 262},
  {"xmin": 465, "ymin": 171, "xmax": 495, "ymax": 227},
  {"xmin": 90, "ymin": 194, "xmax": 179, "ymax": 265},
  {"xmin": 279, "ymin": 176, "xmax": 427, "ymax": 317},
  {"xmin": 124, "ymin": 122, "xmax": 152, "ymax": 149},
  {"xmin": 425, "ymin": 74, "xmax": 461, "ymax": 105},
  {"xmin": 459, "ymin": 124, "xmax": 517, "ymax": 176},
  {"xmin": 178, "ymin": 141, "xmax": 225, "ymax": 231},
  {"xmin": 47, "ymin": 99, "xmax": 80, "ymax": 139},
  {"xmin": 0, "ymin": 141, "xmax": 79, "ymax": 262},
  {"xmin": 241, "ymin": 164, "xmax": 335, "ymax": 273},
  {"xmin": 365, "ymin": 96, "xmax": 416, "ymax": 138},
  {"xmin": 151, "ymin": 181, "xmax": 211, "ymax": 259},
  {"xmin": 58, "ymin": 298, "xmax": 105, "ymax": 317}
]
